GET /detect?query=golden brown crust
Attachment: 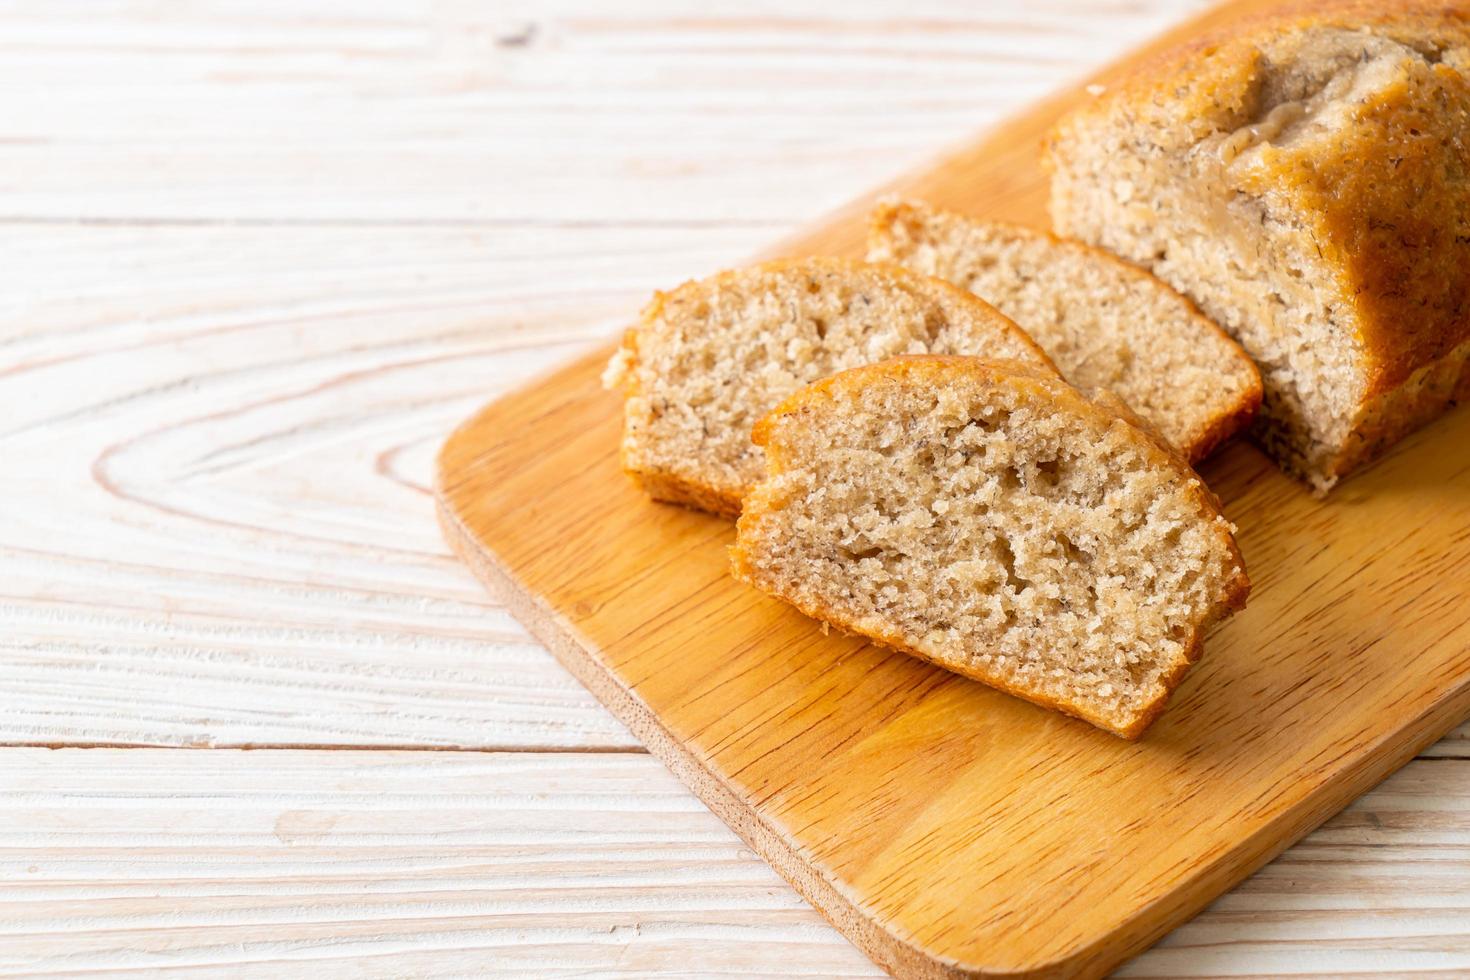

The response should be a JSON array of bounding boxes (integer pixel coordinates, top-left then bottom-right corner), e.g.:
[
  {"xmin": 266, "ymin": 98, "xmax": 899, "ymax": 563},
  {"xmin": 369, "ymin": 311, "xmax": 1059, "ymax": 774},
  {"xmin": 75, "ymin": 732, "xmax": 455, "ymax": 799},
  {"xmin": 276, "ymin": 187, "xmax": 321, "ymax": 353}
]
[
  {"xmin": 736, "ymin": 355, "xmax": 1251, "ymax": 739},
  {"xmin": 609, "ymin": 258, "xmax": 1059, "ymax": 518},
  {"xmin": 868, "ymin": 201, "xmax": 1264, "ymax": 464},
  {"xmin": 1253, "ymin": 14, "xmax": 1470, "ymax": 397},
  {"xmin": 1049, "ymin": 0, "xmax": 1470, "ymax": 148},
  {"xmin": 1048, "ymin": 0, "xmax": 1470, "ymax": 487},
  {"xmin": 1183, "ymin": 389, "xmax": 1264, "ymax": 467},
  {"xmin": 1331, "ymin": 334, "xmax": 1470, "ymax": 482},
  {"xmin": 728, "ymin": 550, "xmax": 1163, "ymax": 739}
]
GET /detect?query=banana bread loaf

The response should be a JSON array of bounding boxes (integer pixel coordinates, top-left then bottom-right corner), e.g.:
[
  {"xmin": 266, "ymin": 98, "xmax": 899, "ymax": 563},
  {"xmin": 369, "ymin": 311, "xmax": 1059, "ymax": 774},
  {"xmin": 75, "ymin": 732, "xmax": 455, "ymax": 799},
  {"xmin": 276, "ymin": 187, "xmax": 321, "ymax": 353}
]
[{"xmin": 1047, "ymin": 0, "xmax": 1470, "ymax": 492}]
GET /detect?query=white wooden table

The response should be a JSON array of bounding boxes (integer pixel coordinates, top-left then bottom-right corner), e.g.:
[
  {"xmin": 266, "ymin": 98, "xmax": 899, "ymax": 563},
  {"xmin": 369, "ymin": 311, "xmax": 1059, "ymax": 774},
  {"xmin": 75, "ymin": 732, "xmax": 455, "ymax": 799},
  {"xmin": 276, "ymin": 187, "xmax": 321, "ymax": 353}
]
[{"xmin": 3, "ymin": 2, "xmax": 1469, "ymax": 975}]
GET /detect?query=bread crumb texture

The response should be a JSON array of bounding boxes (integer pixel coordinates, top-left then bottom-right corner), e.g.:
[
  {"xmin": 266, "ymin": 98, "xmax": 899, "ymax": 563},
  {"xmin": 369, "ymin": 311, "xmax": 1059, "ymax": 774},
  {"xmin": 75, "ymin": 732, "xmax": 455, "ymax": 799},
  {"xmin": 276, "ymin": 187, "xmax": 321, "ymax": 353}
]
[
  {"xmin": 868, "ymin": 200, "xmax": 1262, "ymax": 462},
  {"xmin": 1047, "ymin": 0, "xmax": 1470, "ymax": 492},
  {"xmin": 605, "ymin": 258, "xmax": 1054, "ymax": 516},
  {"xmin": 732, "ymin": 356, "xmax": 1250, "ymax": 739}
]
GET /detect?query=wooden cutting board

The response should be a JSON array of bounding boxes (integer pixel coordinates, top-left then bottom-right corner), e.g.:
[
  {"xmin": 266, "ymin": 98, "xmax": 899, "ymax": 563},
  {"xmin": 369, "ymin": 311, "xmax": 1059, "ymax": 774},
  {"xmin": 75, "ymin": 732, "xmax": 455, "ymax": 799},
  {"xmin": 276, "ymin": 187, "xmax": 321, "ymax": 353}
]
[{"xmin": 436, "ymin": 1, "xmax": 1470, "ymax": 976}]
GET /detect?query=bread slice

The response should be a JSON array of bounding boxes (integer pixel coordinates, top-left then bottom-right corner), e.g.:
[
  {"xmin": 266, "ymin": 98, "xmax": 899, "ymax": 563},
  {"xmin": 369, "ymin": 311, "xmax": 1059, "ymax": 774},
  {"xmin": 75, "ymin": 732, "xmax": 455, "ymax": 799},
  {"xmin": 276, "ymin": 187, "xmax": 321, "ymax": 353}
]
[
  {"xmin": 867, "ymin": 200, "xmax": 1262, "ymax": 463},
  {"xmin": 1045, "ymin": 1, "xmax": 1470, "ymax": 492},
  {"xmin": 603, "ymin": 257, "xmax": 1056, "ymax": 517},
  {"xmin": 731, "ymin": 355, "xmax": 1250, "ymax": 738}
]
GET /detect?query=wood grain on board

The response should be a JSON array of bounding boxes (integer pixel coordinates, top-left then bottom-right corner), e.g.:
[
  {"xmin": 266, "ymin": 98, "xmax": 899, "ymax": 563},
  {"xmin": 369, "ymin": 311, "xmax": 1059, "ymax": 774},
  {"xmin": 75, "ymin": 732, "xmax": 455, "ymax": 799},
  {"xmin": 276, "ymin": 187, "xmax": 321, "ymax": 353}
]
[{"xmin": 436, "ymin": 0, "xmax": 1470, "ymax": 976}]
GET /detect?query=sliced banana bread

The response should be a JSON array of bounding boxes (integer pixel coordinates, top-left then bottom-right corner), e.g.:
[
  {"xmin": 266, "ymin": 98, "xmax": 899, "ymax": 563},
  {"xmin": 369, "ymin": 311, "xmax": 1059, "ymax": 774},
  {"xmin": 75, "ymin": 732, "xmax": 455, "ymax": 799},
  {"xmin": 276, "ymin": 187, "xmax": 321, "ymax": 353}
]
[
  {"xmin": 603, "ymin": 258, "xmax": 1055, "ymax": 516},
  {"xmin": 1046, "ymin": 1, "xmax": 1470, "ymax": 492},
  {"xmin": 731, "ymin": 356, "xmax": 1250, "ymax": 738},
  {"xmin": 868, "ymin": 200, "xmax": 1262, "ymax": 463}
]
